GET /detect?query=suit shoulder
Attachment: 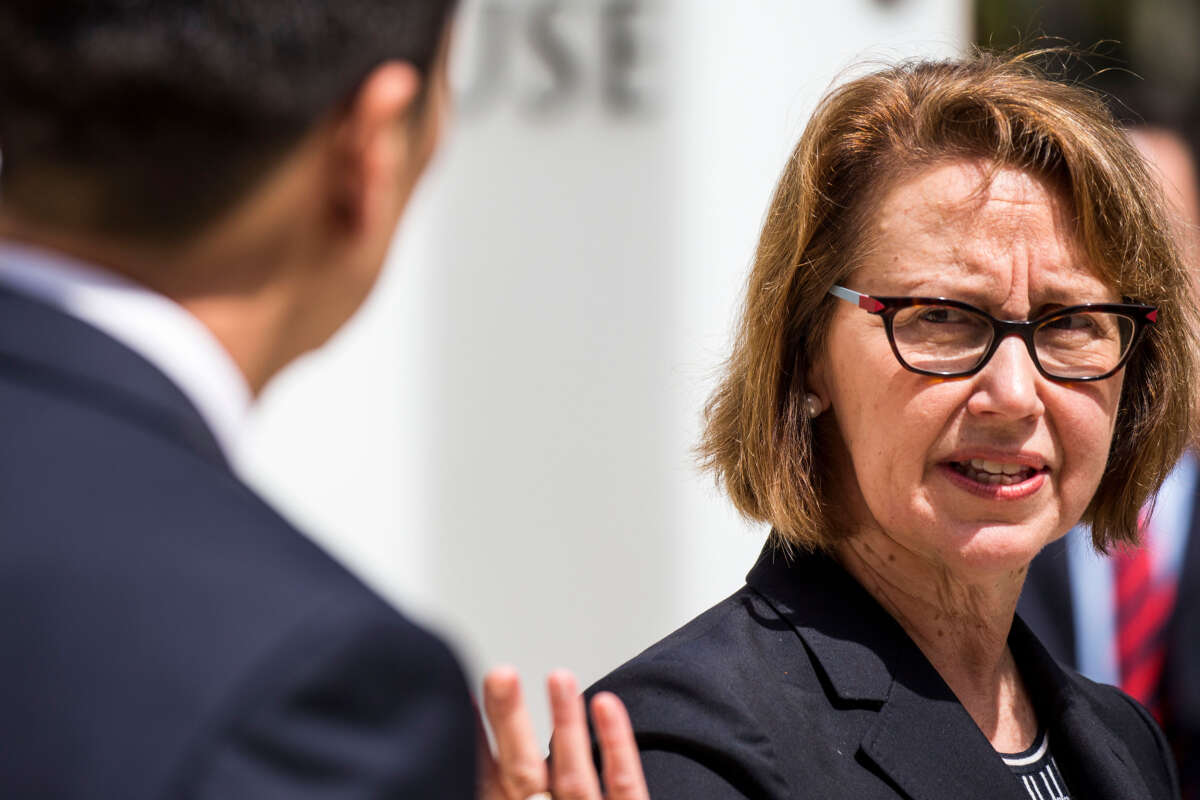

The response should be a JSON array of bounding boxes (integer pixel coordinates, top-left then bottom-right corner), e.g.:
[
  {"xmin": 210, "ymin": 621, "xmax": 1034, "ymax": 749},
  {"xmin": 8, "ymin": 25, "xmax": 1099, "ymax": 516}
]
[
  {"xmin": 1067, "ymin": 670, "xmax": 1156, "ymax": 731},
  {"xmin": 1, "ymin": 373, "xmax": 383, "ymax": 612},
  {"xmin": 1062, "ymin": 672, "xmax": 1178, "ymax": 794},
  {"xmin": 586, "ymin": 586, "xmax": 794, "ymax": 797},
  {"xmin": 173, "ymin": 597, "xmax": 475, "ymax": 799},
  {"xmin": 601, "ymin": 584, "xmax": 789, "ymax": 675},
  {"xmin": 0, "ymin": 377, "xmax": 472, "ymax": 797},
  {"xmin": 590, "ymin": 578, "xmax": 816, "ymax": 705},
  {"xmin": 0, "ymin": 377, "xmax": 436, "ymax": 689}
]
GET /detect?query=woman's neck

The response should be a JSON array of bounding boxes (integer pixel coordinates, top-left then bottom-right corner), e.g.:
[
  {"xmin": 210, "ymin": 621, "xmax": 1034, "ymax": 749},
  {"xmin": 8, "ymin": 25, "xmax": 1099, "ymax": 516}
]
[{"xmin": 836, "ymin": 532, "xmax": 1039, "ymax": 753}]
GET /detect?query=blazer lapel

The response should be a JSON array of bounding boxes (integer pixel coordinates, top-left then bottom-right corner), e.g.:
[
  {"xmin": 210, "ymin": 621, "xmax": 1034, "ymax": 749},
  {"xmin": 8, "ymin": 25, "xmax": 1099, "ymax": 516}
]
[
  {"xmin": 858, "ymin": 659, "xmax": 1027, "ymax": 800},
  {"xmin": 0, "ymin": 287, "xmax": 230, "ymax": 471},
  {"xmin": 1010, "ymin": 615, "xmax": 1155, "ymax": 800},
  {"xmin": 747, "ymin": 544, "xmax": 1027, "ymax": 800}
]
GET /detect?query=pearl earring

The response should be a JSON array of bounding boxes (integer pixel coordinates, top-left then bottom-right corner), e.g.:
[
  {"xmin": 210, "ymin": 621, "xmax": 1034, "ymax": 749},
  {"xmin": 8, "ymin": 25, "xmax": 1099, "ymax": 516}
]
[{"xmin": 803, "ymin": 393, "xmax": 823, "ymax": 418}]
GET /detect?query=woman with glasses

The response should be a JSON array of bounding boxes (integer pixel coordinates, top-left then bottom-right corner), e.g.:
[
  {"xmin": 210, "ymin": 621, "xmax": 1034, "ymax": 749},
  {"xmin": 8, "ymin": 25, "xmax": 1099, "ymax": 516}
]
[{"xmin": 585, "ymin": 52, "xmax": 1197, "ymax": 799}]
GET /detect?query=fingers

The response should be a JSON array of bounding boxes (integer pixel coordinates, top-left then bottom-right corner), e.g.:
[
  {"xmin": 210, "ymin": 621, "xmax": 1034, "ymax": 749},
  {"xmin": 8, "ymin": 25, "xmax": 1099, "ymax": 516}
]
[
  {"xmin": 547, "ymin": 670, "xmax": 603, "ymax": 799},
  {"xmin": 482, "ymin": 666, "xmax": 549, "ymax": 799},
  {"xmin": 591, "ymin": 692, "xmax": 649, "ymax": 800},
  {"xmin": 482, "ymin": 667, "xmax": 649, "ymax": 800},
  {"xmin": 473, "ymin": 696, "xmax": 503, "ymax": 800}
]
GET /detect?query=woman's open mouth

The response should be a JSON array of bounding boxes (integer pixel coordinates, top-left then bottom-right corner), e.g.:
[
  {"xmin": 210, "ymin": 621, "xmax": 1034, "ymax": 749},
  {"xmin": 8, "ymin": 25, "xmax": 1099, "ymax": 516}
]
[
  {"xmin": 941, "ymin": 458, "xmax": 1049, "ymax": 499},
  {"xmin": 949, "ymin": 459, "xmax": 1038, "ymax": 485}
]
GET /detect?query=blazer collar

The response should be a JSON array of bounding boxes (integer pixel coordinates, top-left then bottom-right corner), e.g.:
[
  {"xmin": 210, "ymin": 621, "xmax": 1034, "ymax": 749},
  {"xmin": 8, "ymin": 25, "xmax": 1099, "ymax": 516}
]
[
  {"xmin": 1009, "ymin": 614, "xmax": 1155, "ymax": 800},
  {"xmin": 746, "ymin": 542, "xmax": 897, "ymax": 703},
  {"xmin": 746, "ymin": 541, "xmax": 1149, "ymax": 800},
  {"xmin": 0, "ymin": 287, "xmax": 230, "ymax": 471}
]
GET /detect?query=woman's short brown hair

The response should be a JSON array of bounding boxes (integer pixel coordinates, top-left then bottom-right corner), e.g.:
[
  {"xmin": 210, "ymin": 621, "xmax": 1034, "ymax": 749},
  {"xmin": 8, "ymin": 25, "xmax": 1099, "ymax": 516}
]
[{"xmin": 699, "ymin": 49, "xmax": 1199, "ymax": 553}]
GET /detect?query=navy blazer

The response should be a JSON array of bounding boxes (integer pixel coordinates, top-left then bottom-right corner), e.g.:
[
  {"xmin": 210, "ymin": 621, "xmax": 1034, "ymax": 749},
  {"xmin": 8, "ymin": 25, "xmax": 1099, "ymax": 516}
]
[
  {"xmin": 1021, "ymin": 528, "xmax": 1200, "ymax": 798},
  {"xmin": 0, "ymin": 288, "xmax": 476, "ymax": 799},
  {"xmin": 587, "ymin": 544, "xmax": 1179, "ymax": 799}
]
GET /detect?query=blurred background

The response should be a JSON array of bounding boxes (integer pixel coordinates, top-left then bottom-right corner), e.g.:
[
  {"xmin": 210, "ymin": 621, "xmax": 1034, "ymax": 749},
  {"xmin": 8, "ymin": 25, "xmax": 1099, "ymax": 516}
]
[
  {"xmin": 978, "ymin": 0, "xmax": 1200, "ymax": 154},
  {"xmin": 237, "ymin": 0, "xmax": 1198, "ymax": 741}
]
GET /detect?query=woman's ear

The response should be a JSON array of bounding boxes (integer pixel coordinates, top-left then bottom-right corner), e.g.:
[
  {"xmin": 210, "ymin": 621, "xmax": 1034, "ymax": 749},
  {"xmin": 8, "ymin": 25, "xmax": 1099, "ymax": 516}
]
[{"xmin": 804, "ymin": 349, "xmax": 830, "ymax": 415}]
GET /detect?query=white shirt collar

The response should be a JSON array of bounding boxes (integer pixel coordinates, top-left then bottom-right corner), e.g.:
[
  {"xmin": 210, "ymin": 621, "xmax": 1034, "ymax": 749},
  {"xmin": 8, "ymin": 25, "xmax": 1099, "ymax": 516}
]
[{"xmin": 0, "ymin": 240, "xmax": 252, "ymax": 465}]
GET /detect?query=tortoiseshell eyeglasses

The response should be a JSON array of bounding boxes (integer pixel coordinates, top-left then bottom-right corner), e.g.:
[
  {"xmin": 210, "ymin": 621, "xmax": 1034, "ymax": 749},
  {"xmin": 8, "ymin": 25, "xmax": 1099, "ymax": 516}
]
[{"xmin": 829, "ymin": 285, "xmax": 1157, "ymax": 382}]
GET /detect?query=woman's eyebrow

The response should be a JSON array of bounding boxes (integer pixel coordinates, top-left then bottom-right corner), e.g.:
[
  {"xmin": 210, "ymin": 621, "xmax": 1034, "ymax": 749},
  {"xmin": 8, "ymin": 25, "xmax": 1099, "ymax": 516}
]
[
  {"xmin": 872, "ymin": 278, "xmax": 995, "ymax": 301},
  {"xmin": 1031, "ymin": 274, "xmax": 1121, "ymax": 305}
]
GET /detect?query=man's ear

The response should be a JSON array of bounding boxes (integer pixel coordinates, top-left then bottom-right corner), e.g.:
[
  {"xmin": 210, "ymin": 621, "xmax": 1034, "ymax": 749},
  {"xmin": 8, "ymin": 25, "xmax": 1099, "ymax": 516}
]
[{"xmin": 325, "ymin": 61, "xmax": 422, "ymax": 233}]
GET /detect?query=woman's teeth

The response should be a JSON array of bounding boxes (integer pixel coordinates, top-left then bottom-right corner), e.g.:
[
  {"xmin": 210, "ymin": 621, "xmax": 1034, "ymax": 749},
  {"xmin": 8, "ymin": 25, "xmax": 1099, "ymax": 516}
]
[{"xmin": 954, "ymin": 458, "xmax": 1036, "ymax": 485}]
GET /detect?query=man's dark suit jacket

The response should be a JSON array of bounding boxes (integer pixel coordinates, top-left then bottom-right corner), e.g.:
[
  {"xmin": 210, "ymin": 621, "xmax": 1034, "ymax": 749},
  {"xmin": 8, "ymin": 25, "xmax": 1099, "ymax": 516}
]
[
  {"xmin": 0, "ymin": 287, "xmax": 476, "ymax": 799},
  {"xmin": 1020, "ymin": 530, "xmax": 1200, "ymax": 798},
  {"xmin": 587, "ymin": 543, "xmax": 1180, "ymax": 799}
]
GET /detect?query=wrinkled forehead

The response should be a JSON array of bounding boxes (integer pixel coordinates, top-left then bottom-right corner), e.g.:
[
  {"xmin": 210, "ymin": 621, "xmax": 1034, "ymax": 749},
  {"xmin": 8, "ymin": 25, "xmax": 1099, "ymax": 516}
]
[
  {"xmin": 890, "ymin": 163, "xmax": 1067, "ymax": 232},
  {"xmin": 851, "ymin": 160, "xmax": 1117, "ymax": 306}
]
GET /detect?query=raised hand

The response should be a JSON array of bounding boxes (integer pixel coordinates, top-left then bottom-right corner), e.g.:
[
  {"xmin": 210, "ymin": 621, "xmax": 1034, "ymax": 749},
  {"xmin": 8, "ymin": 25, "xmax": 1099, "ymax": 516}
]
[{"xmin": 478, "ymin": 667, "xmax": 649, "ymax": 800}]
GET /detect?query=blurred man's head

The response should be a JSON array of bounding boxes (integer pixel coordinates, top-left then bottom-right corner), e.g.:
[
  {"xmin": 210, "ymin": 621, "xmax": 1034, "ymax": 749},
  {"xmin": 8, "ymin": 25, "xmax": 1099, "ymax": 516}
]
[
  {"xmin": 0, "ymin": 0, "xmax": 456, "ymax": 239},
  {"xmin": 0, "ymin": 0, "xmax": 458, "ymax": 391}
]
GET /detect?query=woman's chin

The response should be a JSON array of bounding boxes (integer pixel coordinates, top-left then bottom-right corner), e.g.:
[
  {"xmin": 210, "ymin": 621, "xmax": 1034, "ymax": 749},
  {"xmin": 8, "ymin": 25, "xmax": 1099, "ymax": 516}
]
[{"xmin": 929, "ymin": 522, "xmax": 1062, "ymax": 579}]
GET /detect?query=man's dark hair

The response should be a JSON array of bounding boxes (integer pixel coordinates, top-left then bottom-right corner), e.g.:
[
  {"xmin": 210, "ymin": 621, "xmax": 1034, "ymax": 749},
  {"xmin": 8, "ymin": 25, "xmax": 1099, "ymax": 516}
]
[{"xmin": 0, "ymin": 0, "xmax": 457, "ymax": 240}]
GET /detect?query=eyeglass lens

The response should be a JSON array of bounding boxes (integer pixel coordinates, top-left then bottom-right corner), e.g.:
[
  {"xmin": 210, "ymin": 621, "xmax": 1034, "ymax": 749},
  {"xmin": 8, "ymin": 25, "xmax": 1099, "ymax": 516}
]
[{"xmin": 889, "ymin": 305, "xmax": 1136, "ymax": 378}]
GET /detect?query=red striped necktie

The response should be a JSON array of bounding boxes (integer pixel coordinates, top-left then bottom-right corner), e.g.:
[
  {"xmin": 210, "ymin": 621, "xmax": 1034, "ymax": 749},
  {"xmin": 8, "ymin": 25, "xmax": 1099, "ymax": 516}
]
[{"xmin": 1113, "ymin": 527, "xmax": 1178, "ymax": 723}]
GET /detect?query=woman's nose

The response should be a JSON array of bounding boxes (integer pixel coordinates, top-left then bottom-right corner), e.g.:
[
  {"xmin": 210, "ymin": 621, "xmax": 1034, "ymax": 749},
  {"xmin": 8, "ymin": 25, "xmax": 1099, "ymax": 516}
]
[{"xmin": 965, "ymin": 335, "xmax": 1046, "ymax": 420}]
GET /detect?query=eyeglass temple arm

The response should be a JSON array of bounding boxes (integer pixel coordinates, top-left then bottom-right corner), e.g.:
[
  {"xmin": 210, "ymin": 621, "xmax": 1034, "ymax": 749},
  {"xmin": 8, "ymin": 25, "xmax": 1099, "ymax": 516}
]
[{"xmin": 829, "ymin": 285, "xmax": 885, "ymax": 313}]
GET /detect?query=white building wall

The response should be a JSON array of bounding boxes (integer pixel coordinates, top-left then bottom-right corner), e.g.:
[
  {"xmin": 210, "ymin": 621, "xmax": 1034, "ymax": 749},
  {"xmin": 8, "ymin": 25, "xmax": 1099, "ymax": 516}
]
[{"xmin": 241, "ymin": 0, "xmax": 969, "ymax": 742}]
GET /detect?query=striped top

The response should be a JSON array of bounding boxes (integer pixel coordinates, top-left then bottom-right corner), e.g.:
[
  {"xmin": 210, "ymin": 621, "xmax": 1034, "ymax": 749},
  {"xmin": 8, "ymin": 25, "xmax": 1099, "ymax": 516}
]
[{"xmin": 1001, "ymin": 730, "xmax": 1071, "ymax": 800}]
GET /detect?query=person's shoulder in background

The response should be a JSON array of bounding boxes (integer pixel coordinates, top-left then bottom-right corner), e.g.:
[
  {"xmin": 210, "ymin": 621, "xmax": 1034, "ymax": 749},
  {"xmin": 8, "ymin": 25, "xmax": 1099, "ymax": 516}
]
[{"xmin": 0, "ymin": 344, "xmax": 476, "ymax": 800}]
